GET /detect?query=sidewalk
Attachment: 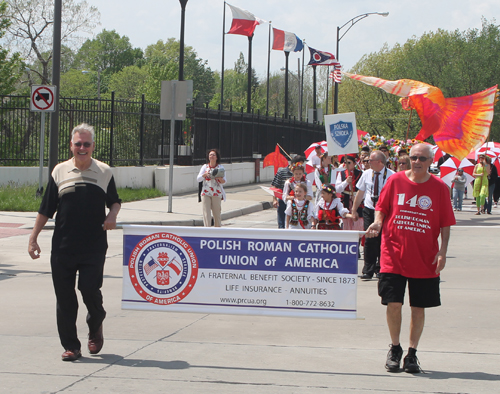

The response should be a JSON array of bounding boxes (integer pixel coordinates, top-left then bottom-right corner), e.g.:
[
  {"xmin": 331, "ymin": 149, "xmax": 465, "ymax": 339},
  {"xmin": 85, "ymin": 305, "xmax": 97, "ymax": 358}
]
[{"xmin": 0, "ymin": 183, "xmax": 274, "ymax": 230}]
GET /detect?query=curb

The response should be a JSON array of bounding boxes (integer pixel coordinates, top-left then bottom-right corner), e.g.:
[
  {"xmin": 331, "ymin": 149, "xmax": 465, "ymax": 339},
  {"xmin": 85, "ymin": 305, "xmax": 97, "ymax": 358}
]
[{"xmin": 39, "ymin": 201, "xmax": 273, "ymax": 230}]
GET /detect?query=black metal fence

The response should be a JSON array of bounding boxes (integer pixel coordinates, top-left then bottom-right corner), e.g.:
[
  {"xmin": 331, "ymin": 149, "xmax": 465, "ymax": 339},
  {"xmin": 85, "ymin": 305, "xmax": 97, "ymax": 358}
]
[
  {"xmin": 192, "ymin": 105, "xmax": 325, "ymax": 166},
  {"xmin": 0, "ymin": 94, "xmax": 325, "ymax": 167}
]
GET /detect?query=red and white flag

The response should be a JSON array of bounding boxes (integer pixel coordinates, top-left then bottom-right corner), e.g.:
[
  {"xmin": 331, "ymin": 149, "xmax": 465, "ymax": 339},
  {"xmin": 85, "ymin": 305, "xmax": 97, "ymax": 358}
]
[
  {"xmin": 227, "ymin": 3, "xmax": 267, "ymax": 37},
  {"xmin": 329, "ymin": 66, "xmax": 342, "ymax": 83},
  {"xmin": 334, "ymin": 65, "xmax": 342, "ymax": 83}
]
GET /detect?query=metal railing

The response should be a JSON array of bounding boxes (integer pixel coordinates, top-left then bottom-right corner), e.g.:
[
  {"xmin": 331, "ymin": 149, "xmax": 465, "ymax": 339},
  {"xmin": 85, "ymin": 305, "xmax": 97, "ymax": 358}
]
[{"xmin": 0, "ymin": 94, "xmax": 325, "ymax": 167}]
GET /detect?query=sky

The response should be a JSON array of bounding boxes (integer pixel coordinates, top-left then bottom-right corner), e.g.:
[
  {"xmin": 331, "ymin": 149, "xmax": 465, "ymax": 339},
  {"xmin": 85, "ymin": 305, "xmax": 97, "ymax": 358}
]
[{"xmin": 83, "ymin": 0, "xmax": 500, "ymax": 79}]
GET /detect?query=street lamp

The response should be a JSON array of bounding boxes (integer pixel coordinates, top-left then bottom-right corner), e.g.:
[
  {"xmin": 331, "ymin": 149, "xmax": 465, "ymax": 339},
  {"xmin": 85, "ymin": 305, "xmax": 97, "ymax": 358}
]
[{"xmin": 333, "ymin": 12, "xmax": 389, "ymax": 114}]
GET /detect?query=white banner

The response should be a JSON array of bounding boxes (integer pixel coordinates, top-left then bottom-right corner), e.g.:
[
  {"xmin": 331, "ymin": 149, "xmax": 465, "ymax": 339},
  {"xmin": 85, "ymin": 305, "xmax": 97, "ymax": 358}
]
[
  {"xmin": 324, "ymin": 112, "xmax": 359, "ymax": 156},
  {"xmin": 122, "ymin": 226, "xmax": 360, "ymax": 319}
]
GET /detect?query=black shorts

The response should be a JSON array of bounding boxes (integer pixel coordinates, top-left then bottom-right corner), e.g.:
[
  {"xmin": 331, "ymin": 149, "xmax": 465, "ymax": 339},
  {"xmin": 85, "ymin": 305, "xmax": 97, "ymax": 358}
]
[{"xmin": 378, "ymin": 273, "xmax": 441, "ymax": 308}]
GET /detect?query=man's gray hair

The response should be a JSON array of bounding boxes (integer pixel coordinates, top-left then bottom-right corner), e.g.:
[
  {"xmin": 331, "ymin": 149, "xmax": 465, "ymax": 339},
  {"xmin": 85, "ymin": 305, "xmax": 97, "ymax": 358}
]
[
  {"xmin": 71, "ymin": 123, "xmax": 95, "ymax": 142},
  {"xmin": 410, "ymin": 143, "xmax": 434, "ymax": 160},
  {"xmin": 372, "ymin": 150, "xmax": 387, "ymax": 165}
]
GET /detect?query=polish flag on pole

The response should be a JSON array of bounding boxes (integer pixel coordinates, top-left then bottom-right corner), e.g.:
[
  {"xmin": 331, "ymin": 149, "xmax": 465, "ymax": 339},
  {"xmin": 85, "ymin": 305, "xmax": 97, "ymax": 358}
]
[
  {"xmin": 272, "ymin": 28, "xmax": 303, "ymax": 52},
  {"xmin": 227, "ymin": 3, "xmax": 267, "ymax": 37}
]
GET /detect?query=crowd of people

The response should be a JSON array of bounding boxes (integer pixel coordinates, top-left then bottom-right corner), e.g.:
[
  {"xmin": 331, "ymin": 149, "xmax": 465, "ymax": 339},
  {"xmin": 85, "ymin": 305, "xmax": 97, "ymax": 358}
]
[
  {"xmin": 24, "ymin": 126, "xmax": 483, "ymax": 374},
  {"xmin": 270, "ymin": 142, "xmax": 457, "ymax": 374}
]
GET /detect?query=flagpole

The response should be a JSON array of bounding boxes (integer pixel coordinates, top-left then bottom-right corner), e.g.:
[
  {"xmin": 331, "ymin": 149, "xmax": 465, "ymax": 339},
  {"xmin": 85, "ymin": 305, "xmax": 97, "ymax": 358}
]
[
  {"xmin": 277, "ymin": 143, "xmax": 292, "ymax": 160},
  {"xmin": 220, "ymin": 1, "xmax": 226, "ymax": 110},
  {"xmin": 297, "ymin": 57, "xmax": 301, "ymax": 120},
  {"xmin": 406, "ymin": 109, "xmax": 413, "ymax": 141},
  {"xmin": 331, "ymin": 70, "xmax": 334, "ymax": 114},
  {"xmin": 284, "ymin": 51, "xmax": 289, "ymax": 119},
  {"xmin": 334, "ymin": 25, "xmax": 340, "ymax": 114},
  {"xmin": 313, "ymin": 65, "xmax": 317, "ymax": 123},
  {"xmin": 247, "ymin": 34, "xmax": 253, "ymax": 113},
  {"xmin": 266, "ymin": 23, "xmax": 271, "ymax": 116},
  {"xmin": 325, "ymin": 66, "xmax": 329, "ymax": 115},
  {"xmin": 301, "ymin": 42, "xmax": 305, "ymax": 121}
]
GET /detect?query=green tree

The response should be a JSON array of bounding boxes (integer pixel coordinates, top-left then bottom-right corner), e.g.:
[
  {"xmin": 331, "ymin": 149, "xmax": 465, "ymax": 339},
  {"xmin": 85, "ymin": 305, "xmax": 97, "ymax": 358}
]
[
  {"xmin": 339, "ymin": 18, "xmax": 500, "ymax": 142},
  {"xmin": 0, "ymin": 0, "xmax": 22, "ymax": 94},
  {"xmin": 5, "ymin": 0, "xmax": 100, "ymax": 85},
  {"xmin": 108, "ymin": 65, "xmax": 147, "ymax": 100},
  {"xmin": 24, "ymin": 45, "xmax": 75, "ymax": 91},
  {"xmin": 143, "ymin": 38, "xmax": 215, "ymax": 105},
  {"xmin": 210, "ymin": 52, "xmax": 260, "ymax": 111},
  {"xmin": 74, "ymin": 29, "xmax": 143, "ymax": 76},
  {"xmin": 59, "ymin": 68, "xmax": 96, "ymax": 97}
]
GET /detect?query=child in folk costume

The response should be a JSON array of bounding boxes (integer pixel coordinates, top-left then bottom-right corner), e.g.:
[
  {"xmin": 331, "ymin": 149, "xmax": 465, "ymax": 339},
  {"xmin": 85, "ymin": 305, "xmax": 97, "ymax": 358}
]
[
  {"xmin": 312, "ymin": 184, "xmax": 352, "ymax": 230},
  {"xmin": 335, "ymin": 154, "xmax": 364, "ymax": 231},
  {"xmin": 285, "ymin": 183, "xmax": 315, "ymax": 229},
  {"xmin": 282, "ymin": 163, "xmax": 314, "ymax": 202},
  {"xmin": 314, "ymin": 153, "xmax": 341, "ymax": 202}
]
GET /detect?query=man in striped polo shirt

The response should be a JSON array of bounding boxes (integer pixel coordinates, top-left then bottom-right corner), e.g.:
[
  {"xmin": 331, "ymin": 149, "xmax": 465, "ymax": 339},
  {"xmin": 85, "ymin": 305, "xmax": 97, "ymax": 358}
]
[{"xmin": 28, "ymin": 123, "xmax": 121, "ymax": 362}]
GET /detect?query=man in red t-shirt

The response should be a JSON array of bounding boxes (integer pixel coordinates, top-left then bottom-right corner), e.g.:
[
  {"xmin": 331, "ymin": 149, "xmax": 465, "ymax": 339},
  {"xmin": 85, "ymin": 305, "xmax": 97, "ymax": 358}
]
[{"xmin": 366, "ymin": 143, "xmax": 455, "ymax": 374}]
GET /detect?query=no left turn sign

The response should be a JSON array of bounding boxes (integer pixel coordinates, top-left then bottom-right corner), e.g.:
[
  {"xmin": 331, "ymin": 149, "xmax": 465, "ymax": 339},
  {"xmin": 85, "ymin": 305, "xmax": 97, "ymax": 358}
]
[{"xmin": 30, "ymin": 85, "xmax": 57, "ymax": 112}]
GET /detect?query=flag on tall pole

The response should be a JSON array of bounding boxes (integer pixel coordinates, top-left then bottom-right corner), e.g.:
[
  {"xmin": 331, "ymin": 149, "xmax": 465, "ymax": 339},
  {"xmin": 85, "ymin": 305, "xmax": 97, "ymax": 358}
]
[
  {"xmin": 330, "ymin": 65, "xmax": 342, "ymax": 83},
  {"xmin": 227, "ymin": 3, "xmax": 267, "ymax": 36},
  {"xmin": 307, "ymin": 46, "xmax": 339, "ymax": 66},
  {"xmin": 272, "ymin": 28, "xmax": 303, "ymax": 52}
]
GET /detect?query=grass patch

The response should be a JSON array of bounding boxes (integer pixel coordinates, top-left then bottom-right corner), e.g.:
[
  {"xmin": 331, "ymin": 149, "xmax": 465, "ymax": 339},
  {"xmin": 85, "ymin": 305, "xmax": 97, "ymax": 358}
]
[
  {"xmin": 0, "ymin": 183, "xmax": 165, "ymax": 212},
  {"xmin": 116, "ymin": 187, "xmax": 165, "ymax": 203}
]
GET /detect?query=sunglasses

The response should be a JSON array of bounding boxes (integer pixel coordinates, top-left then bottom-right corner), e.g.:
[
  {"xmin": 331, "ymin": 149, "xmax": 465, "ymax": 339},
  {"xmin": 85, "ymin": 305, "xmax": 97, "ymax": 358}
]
[
  {"xmin": 399, "ymin": 162, "xmax": 407, "ymax": 166},
  {"xmin": 362, "ymin": 160, "xmax": 369, "ymax": 163},
  {"xmin": 73, "ymin": 142, "xmax": 92, "ymax": 148},
  {"xmin": 409, "ymin": 156, "xmax": 429, "ymax": 162}
]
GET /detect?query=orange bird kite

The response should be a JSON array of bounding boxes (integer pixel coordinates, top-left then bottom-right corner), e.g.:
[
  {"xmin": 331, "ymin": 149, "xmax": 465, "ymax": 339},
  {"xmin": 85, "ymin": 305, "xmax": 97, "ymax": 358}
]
[{"xmin": 344, "ymin": 72, "xmax": 499, "ymax": 160}]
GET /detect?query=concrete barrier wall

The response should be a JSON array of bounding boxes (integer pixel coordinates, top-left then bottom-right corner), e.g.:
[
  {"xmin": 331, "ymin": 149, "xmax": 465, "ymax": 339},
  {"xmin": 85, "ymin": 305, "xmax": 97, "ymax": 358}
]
[
  {"xmin": 0, "ymin": 163, "xmax": 276, "ymax": 195},
  {"xmin": 155, "ymin": 162, "xmax": 275, "ymax": 194},
  {"xmin": 0, "ymin": 167, "xmax": 50, "ymax": 187}
]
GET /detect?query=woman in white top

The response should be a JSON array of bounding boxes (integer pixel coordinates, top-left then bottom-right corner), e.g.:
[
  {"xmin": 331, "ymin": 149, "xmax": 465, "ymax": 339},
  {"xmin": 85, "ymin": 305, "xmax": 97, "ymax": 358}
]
[
  {"xmin": 196, "ymin": 149, "xmax": 226, "ymax": 227},
  {"xmin": 314, "ymin": 153, "xmax": 341, "ymax": 202}
]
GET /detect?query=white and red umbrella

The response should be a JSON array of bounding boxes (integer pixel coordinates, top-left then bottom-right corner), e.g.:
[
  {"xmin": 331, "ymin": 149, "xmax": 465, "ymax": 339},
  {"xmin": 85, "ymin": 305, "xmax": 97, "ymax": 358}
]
[
  {"xmin": 480, "ymin": 141, "xmax": 500, "ymax": 150},
  {"xmin": 466, "ymin": 143, "xmax": 500, "ymax": 163},
  {"xmin": 304, "ymin": 141, "xmax": 327, "ymax": 160},
  {"xmin": 431, "ymin": 145, "xmax": 445, "ymax": 164},
  {"xmin": 477, "ymin": 146, "xmax": 500, "ymax": 172},
  {"xmin": 304, "ymin": 141, "xmax": 327, "ymax": 175},
  {"xmin": 440, "ymin": 157, "xmax": 475, "ymax": 188}
]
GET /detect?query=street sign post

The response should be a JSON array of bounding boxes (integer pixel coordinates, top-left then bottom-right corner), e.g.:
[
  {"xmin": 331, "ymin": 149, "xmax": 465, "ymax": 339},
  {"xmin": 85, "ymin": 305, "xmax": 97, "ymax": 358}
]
[
  {"xmin": 30, "ymin": 85, "xmax": 57, "ymax": 196},
  {"xmin": 160, "ymin": 80, "xmax": 193, "ymax": 213},
  {"xmin": 30, "ymin": 85, "xmax": 56, "ymax": 112}
]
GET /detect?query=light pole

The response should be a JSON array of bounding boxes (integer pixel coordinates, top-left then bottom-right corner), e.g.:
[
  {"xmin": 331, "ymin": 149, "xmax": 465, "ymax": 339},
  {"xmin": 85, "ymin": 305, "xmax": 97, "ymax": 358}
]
[
  {"xmin": 333, "ymin": 12, "xmax": 389, "ymax": 114},
  {"xmin": 280, "ymin": 67, "xmax": 301, "ymax": 120},
  {"xmin": 177, "ymin": 0, "xmax": 188, "ymax": 145}
]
